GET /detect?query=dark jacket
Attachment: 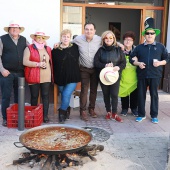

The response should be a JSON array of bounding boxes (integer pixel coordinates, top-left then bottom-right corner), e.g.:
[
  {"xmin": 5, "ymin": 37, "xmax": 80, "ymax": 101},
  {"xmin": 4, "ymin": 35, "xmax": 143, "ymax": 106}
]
[
  {"xmin": 94, "ymin": 45, "xmax": 126, "ymax": 78},
  {"xmin": 130, "ymin": 41, "xmax": 169, "ymax": 79},
  {"xmin": 52, "ymin": 43, "xmax": 80, "ymax": 86},
  {"xmin": 1, "ymin": 34, "xmax": 27, "ymax": 72}
]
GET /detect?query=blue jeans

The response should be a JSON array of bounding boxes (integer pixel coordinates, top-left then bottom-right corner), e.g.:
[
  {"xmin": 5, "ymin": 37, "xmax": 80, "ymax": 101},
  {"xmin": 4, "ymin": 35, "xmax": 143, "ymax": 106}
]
[
  {"xmin": 58, "ymin": 83, "xmax": 77, "ymax": 110},
  {"xmin": 0, "ymin": 72, "xmax": 24, "ymax": 120}
]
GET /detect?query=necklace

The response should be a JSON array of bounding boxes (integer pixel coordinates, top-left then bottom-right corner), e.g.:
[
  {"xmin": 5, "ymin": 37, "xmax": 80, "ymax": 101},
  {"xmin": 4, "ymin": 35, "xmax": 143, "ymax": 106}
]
[{"xmin": 60, "ymin": 44, "xmax": 69, "ymax": 49}]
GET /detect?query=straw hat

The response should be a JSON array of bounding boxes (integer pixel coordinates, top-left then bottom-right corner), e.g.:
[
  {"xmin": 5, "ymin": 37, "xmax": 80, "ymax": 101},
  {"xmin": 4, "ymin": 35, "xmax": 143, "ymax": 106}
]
[
  {"xmin": 100, "ymin": 67, "xmax": 119, "ymax": 85},
  {"xmin": 141, "ymin": 17, "xmax": 160, "ymax": 36},
  {"xmin": 30, "ymin": 28, "xmax": 50, "ymax": 40},
  {"xmin": 4, "ymin": 20, "xmax": 25, "ymax": 33}
]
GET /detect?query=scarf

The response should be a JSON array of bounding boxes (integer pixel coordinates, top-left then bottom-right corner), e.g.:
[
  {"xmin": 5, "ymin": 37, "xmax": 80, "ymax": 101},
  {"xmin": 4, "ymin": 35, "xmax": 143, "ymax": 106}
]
[
  {"xmin": 103, "ymin": 43, "xmax": 115, "ymax": 51},
  {"xmin": 32, "ymin": 40, "xmax": 45, "ymax": 50}
]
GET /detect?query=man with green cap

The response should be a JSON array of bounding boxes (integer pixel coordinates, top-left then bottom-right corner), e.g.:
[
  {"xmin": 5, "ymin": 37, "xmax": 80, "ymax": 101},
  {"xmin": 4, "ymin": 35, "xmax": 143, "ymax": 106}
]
[{"xmin": 130, "ymin": 17, "xmax": 169, "ymax": 124}]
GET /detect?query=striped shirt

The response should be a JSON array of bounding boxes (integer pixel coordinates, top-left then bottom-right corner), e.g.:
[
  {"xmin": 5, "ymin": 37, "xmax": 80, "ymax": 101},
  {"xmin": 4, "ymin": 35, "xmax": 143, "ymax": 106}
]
[{"xmin": 73, "ymin": 34, "xmax": 101, "ymax": 68}]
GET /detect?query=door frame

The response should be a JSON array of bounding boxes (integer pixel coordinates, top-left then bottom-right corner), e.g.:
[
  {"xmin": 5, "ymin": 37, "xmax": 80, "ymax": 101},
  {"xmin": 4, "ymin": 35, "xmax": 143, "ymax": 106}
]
[{"xmin": 62, "ymin": 2, "xmax": 167, "ymax": 44}]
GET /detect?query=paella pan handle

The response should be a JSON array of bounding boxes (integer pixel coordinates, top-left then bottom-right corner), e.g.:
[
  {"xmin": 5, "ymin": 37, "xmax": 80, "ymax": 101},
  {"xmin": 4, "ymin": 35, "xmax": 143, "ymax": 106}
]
[
  {"xmin": 13, "ymin": 142, "xmax": 24, "ymax": 148},
  {"xmin": 82, "ymin": 127, "xmax": 92, "ymax": 132}
]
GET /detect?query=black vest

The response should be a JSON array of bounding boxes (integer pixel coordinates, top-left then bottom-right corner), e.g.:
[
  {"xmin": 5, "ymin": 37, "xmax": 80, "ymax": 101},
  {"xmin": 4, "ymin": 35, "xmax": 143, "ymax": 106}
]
[{"xmin": 1, "ymin": 34, "xmax": 27, "ymax": 72}]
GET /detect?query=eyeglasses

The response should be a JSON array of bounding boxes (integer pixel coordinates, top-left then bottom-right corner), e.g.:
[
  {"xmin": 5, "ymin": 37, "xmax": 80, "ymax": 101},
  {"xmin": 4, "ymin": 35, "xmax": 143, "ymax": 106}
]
[
  {"xmin": 124, "ymin": 39, "xmax": 133, "ymax": 42},
  {"xmin": 145, "ymin": 32, "xmax": 155, "ymax": 35},
  {"xmin": 104, "ymin": 37, "xmax": 114, "ymax": 40},
  {"xmin": 36, "ymin": 36, "xmax": 46, "ymax": 40}
]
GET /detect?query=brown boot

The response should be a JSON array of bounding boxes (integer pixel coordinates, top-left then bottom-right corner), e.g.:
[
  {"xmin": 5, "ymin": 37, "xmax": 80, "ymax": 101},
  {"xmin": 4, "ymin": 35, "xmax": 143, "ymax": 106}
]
[
  {"xmin": 89, "ymin": 109, "xmax": 97, "ymax": 118},
  {"xmin": 80, "ymin": 111, "xmax": 88, "ymax": 121}
]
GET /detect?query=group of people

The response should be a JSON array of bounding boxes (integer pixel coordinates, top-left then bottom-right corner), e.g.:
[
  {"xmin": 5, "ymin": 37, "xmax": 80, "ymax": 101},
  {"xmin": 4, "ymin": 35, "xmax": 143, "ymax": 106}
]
[
  {"xmin": 0, "ymin": 17, "xmax": 169, "ymax": 127},
  {"xmin": 119, "ymin": 17, "xmax": 169, "ymax": 124}
]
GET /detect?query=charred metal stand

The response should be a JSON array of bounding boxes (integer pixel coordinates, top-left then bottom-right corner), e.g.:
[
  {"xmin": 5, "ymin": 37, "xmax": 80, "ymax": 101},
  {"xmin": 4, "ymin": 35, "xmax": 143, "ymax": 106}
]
[
  {"xmin": 13, "ymin": 144, "xmax": 104, "ymax": 170},
  {"xmin": 18, "ymin": 77, "xmax": 25, "ymax": 131}
]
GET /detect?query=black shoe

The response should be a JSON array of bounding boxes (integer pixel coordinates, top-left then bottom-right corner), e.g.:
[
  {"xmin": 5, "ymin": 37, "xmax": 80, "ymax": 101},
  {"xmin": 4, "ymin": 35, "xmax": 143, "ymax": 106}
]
[
  {"xmin": 58, "ymin": 109, "xmax": 66, "ymax": 124},
  {"xmin": 120, "ymin": 109, "xmax": 128, "ymax": 116},
  {"xmin": 2, "ymin": 120, "xmax": 7, "ymax": 127},
  {"xmin": 131, "ymin": 109, "xmax": 138, "ymax": 117},
  {"xmin": 43, "ymin": 116, "xmax": 49, "ymax": 123},
  {"xmin": 66, "ymin": 106, "xmax": 71, "ymax": 120}
]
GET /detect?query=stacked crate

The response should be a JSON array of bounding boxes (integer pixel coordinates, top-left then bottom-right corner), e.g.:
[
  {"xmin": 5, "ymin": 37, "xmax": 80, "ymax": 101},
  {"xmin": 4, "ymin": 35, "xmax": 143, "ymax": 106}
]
[{"xmin": 7, "ymin": 104, "xmax": 43, "ymax": 128}]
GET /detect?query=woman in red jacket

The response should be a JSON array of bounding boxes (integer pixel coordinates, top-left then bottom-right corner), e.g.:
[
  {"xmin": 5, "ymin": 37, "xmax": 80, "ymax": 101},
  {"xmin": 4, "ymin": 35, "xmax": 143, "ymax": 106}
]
[{"xmin": 23, "ymin": 29, "xmax": 53, "ymax": 123}]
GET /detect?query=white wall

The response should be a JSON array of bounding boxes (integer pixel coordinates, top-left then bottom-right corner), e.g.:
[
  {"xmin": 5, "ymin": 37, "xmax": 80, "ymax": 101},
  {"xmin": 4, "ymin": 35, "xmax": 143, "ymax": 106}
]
[
  {"xmin": 0, "ymin": 0, "xmax": 60, "ymax": 48},
  {"xmin": 166, "ymin": 2, "xmax": 170, "ymax": 52}
]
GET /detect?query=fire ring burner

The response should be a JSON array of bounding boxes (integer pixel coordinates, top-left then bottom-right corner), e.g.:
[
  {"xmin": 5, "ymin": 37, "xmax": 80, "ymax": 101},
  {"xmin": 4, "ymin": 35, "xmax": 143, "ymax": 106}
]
[{"xmin": 82, "ymin": 126, "xmax": 110, "ymax": 143}]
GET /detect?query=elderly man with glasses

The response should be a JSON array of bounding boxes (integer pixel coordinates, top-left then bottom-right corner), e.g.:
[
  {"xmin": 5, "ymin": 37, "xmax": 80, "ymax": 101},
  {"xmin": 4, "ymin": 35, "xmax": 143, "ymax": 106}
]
[{"xmin": 130, "ymin": 17, "xmax": 169, "ymax": 124}]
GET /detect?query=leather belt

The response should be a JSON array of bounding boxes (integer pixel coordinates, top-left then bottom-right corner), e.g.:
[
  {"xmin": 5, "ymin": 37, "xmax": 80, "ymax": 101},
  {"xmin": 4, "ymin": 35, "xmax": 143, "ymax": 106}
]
[{"xmin": 80, "ymin": 65, "xmax": 94, "ymax": 69}]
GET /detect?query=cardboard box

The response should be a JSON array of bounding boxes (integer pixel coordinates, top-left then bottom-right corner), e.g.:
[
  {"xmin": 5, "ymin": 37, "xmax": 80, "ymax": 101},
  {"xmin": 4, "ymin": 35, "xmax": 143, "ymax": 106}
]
[{"xmin": 69, "ymin": 94, "xmax": 80, "ymax": 108}]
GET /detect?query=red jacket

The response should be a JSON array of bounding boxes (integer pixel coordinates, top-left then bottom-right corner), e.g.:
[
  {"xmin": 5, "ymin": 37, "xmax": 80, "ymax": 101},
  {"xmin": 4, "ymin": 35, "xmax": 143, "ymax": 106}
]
[{"xmin": 25, "ymin": 44, "xmax": 53, "ymax": 84}]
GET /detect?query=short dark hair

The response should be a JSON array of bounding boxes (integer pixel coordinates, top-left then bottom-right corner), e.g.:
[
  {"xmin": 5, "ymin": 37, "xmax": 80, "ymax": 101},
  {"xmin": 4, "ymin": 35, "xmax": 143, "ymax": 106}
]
[
  {"xmin": 123, "ymin": 31, "xmax": 136, "ymax": 41},
  {"xmin": 84, "ymin": 22, "xmax": 96, "ymax": 29}
]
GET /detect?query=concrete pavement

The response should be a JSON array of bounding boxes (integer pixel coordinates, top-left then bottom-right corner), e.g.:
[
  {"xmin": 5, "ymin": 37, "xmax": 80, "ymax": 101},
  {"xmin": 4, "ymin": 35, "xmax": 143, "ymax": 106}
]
[{"xmin": 0, "ymin": 90, "xmax": 170, "ymax": 170}]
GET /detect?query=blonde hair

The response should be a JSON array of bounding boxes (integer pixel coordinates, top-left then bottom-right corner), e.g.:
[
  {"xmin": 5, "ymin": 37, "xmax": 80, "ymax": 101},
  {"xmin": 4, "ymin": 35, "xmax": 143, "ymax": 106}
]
[
  {"xmin": 101, "ymin": 30, "xmax": 117, "ymax": 46},
  {"xmin": 60, "ymin": 29, "xmax": 72, "ymax": 39}
]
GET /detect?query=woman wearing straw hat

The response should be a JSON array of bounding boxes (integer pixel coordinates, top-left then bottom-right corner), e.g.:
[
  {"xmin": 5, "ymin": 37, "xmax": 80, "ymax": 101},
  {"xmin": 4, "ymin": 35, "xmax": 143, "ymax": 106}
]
[
  {"xmin": 94, "ymin": 30, "xmax": 126, "ymax": 122},
  {"xmin": 52, "ymin": 29, "xmax": 80, "ymax": 124},
  {"xmin": 23, "ymin": 29, "xmax": 53, "ymax": 123}
]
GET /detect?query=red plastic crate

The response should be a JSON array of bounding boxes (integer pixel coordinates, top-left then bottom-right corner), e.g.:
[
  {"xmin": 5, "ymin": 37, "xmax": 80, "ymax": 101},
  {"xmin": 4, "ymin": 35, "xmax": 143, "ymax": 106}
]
[{"xmin": 7, "ymin": 104, "xmax": 43, "ymax": 128}]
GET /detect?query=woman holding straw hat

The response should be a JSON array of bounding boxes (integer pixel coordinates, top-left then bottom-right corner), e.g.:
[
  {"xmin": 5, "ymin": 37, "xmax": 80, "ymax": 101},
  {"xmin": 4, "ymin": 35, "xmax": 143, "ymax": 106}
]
[
  {"xmin": 23, "ymin": 28, "xmax": 53, "ymax": 123},
  {"xmin": 94, "ymin": 30, "xmax": 126, "ymax": 122}
]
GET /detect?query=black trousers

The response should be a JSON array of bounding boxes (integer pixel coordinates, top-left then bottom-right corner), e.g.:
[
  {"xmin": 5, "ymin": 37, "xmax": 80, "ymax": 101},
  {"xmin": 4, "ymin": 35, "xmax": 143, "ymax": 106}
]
[
  {"xmin": 29, "ymin": 82, "xmax": 51, "ymax": 117},
  {"xmin": 100, "ymin": 79, "xmax": 120, "ymax": 113},
  {"xmin": 137, "ymin": 78, "xmax": 160, "ymax": 118},
  {"xmin": 121, "ymin": 88, "xmax": 138, "ymax": 110}
]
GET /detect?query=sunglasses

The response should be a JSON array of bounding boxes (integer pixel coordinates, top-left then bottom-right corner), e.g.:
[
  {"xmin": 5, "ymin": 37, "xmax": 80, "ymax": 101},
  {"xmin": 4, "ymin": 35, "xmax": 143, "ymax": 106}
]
[
  {"xmin": 104, "ymin": 37, "xmax": 114, "ymax": 40},
  {"xmin": 36, "ymin": 36, "xmax": 46, "ymax": 40},
  {"xmin": 145, "ymin": 32, "xmax": 155, "ymax": 35}
]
